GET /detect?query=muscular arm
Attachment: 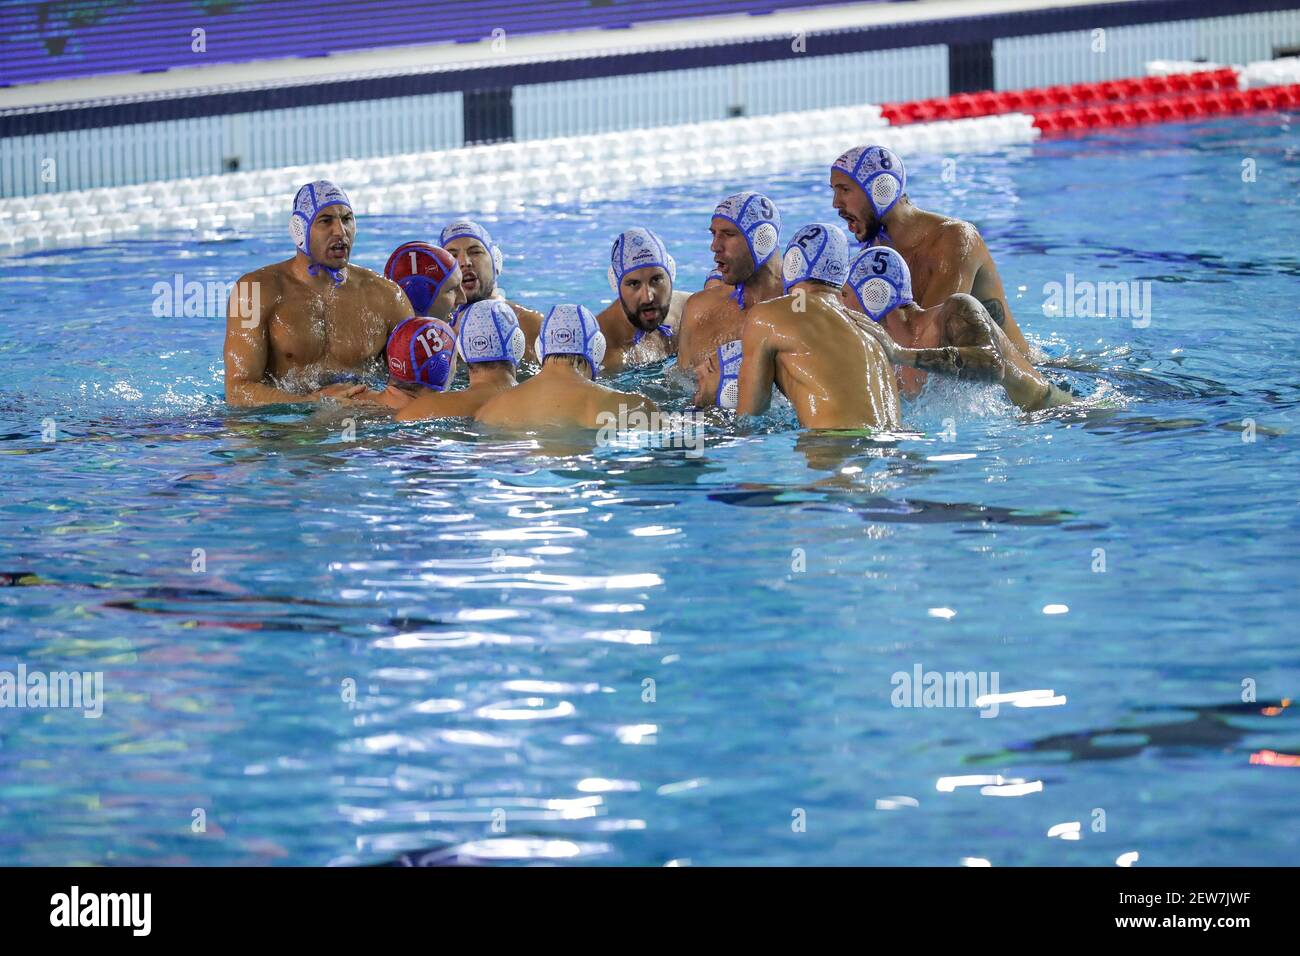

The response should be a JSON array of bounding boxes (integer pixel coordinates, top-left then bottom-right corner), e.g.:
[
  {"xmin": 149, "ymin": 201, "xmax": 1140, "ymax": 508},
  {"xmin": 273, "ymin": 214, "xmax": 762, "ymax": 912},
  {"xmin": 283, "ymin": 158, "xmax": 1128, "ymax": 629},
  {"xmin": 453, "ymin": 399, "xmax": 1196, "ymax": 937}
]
[
  {"xmin": 842, "ymin": 303, "xmax": 1000, "ymax": 383},
  {"xmin": 924, "ymin": 224, "xmax": 1031, "ymax": 356},
  {"xmin": 736, "ymin": 308, "xmax": 778, "ymax": 417},
  {"xmin": 900, "ymin": 345, "xmax": 1001, "ymax": 382},
  {"xmin": 674, "ymin": 292, "xmax": 708, "ymax": 371},
  {"xmin": 223, "ymin": 272, "xmax": 310, "ymax": 407},
  {"xmin": 665, "ymin": 290, "xmax": 691, "ymax": 351}
]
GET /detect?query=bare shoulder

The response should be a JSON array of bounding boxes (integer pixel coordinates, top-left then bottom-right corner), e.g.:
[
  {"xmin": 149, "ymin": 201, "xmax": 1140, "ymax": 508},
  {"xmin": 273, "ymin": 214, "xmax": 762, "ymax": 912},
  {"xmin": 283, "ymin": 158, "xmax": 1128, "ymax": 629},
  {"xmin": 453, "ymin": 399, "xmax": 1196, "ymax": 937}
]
[
  {"xmin": 349, "ymin": 264, "xmax": 406, "ymax": 300},
  {"xmin": 347, "ymin": 264, "xmax": 387, "ymax": 285},
  {"xmin": 508, "ymin": 302, "xmax": 544, "ymax": 321},
  {"xmin": 593, "ymin": 384, "xmax": 654, "ymax": 417},
  {"xmin": 937, "ymin": 218, "xmax": 987, "ymax": 259},
  {"xmin": 594, "ymin": 299, "xmax": 620, "ymax": 326},
  {"xmin": 474, "ymin": 388, "xmax": 511, "ymax": 424},
  {"xmin": 746, "ymin": 296, "xmax": 790, "ymax": 331},
  {"xmin": 240, "ymin": 260, "xmax": 290, "ymax": 291},
  {"xmin": 683, "ymin": 286, "xmax": 728, "ymax": 320}
]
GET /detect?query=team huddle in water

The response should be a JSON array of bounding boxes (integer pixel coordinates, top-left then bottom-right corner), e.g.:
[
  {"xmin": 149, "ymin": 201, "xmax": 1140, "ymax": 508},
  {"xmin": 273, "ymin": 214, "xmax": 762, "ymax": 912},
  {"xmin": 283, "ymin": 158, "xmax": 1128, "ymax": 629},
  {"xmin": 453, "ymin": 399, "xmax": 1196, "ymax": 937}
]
[{"xmin": 221, "ymin": 143, "xmax": 1074, "ymax": 431}]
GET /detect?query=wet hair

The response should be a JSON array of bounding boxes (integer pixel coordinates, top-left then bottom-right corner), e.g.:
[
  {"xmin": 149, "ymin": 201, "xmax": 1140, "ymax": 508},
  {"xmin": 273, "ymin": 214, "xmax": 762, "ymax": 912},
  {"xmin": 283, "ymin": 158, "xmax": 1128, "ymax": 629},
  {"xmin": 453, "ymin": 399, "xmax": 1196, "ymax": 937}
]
[
  {"xmin": 543, "ymin": 353, "xmax": 590, "ymax": 370},
  {"xmin": 468, "ymin": 359, "xmax": 516, "ymax": 375}
]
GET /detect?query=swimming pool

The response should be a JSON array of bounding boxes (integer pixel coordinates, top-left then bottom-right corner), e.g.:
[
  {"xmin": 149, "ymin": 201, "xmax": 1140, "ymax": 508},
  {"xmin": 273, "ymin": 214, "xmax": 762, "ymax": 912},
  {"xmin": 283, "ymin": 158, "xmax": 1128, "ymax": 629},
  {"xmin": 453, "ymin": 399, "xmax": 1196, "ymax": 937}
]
[{"xmin": 1, "ymin": 114, "xmax": 1297, "ymax": 866}]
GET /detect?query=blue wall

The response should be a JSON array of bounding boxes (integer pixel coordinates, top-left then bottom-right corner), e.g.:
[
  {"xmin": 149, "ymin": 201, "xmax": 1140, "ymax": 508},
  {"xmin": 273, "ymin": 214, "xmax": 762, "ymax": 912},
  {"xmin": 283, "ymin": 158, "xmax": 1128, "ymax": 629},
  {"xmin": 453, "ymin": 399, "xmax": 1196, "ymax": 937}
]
[{"xmin": 0, "ymin": 0, "xmax": 879, "ymax": 87}]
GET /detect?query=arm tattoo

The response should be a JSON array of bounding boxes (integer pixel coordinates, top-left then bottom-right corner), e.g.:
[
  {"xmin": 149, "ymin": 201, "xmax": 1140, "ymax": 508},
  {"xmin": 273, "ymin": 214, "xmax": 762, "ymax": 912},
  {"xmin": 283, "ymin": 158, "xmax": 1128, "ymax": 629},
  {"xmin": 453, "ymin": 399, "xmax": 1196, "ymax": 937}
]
[
  {"xmin": 912, "ymin": 346, "xmax": 1001, "ymax": 382},
  {"xmin": 980, "ymin": 298, "xmax": 1006, "ymax": 328},
  {"xmin": 911, "ymin": 347, "xmax": 963, "ymax": 377}
]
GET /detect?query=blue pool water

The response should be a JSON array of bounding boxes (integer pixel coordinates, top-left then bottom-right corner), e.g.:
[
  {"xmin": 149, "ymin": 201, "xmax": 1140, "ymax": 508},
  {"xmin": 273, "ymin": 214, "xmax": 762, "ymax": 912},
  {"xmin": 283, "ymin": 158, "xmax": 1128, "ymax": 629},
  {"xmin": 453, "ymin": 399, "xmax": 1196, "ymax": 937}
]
[{"xmin": 1, "ymin": 115, "xmax": 1297, "ymax": 866}]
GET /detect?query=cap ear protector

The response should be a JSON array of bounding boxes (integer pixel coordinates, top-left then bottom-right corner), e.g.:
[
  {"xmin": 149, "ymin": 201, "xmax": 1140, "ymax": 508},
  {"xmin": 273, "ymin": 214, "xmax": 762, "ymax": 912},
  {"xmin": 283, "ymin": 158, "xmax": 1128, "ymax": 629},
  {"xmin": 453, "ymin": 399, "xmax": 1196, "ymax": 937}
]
[
  {"xmin": 715, "ymin": 339, "xmax": 744, "ymax": 410},
  {"xmin": 504, "ymin": 326, "xmax": 527, "ymax": 365},
  {"xmin": 846, "ymin": 246, "xmax": 914, "ymax": 322},
  {"xmin": 385, "ymin": 317, "xmax": 457, "ymax": 390},
  {"xmin": 831, "ymin": 145, "xmax": 906, "ymax": 220},
  {"xmin": 537, "ymin": 304, "xmax": 606, "ymax": 379},
  {"xmin": 383, "ymin": 242, "xmax": 458, "ymax": 316},
  {"xmin": 439, "ymin": 220, "xmax": 505, "ymax": 280},
  {"xmin": 454, "ymin": 300, "xmax": 527, "ymax": 367},
  {"xmin": 608, "ymin": 228, "xmax": 677, "ymax": 293}
]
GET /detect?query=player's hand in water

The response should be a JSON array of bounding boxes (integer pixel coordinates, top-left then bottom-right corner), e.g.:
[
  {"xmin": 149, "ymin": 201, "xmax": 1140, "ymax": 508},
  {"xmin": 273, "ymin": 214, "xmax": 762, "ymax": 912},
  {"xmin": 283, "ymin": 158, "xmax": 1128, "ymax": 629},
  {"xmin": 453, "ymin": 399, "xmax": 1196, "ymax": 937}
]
[
  {"xmin": 312, "ymin": 383, "xmax": 367, "ymax": 402},
  {"xmin": 374, "ymin": 385, "xmax": 415, "ymax": 411}
]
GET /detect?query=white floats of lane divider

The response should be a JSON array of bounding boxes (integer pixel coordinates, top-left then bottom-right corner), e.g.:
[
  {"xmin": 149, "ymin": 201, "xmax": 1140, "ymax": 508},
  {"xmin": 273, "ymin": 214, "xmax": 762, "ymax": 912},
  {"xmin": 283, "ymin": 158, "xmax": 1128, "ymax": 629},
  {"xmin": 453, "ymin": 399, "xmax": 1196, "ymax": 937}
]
[
  {"xmin": 1240, "ymin": 55, "xmax": 1300, "ymax": 89},
  {"xmin": 1145, "ymin": 59, "xmax": 1228, "ymax": 77},
  {"xmin": 0, "ymin": 106, "xmax": 1043, "ymax": 257},
  {"xmin": 1147, "ymin": 55, "xmax": 1300, "ymax": 90}
]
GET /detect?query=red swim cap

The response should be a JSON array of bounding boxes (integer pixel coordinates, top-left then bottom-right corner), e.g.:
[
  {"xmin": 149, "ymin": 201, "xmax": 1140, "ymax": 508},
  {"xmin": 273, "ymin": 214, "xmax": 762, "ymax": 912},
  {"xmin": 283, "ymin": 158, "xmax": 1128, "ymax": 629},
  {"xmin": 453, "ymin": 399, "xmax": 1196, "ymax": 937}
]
[
  {"xmin": 386, "ymin": 317, "xmax": 457, "ymax": 390},
  {"xmin": 384, "ymin": 242, "xmax": 458, "ymax": 316}
]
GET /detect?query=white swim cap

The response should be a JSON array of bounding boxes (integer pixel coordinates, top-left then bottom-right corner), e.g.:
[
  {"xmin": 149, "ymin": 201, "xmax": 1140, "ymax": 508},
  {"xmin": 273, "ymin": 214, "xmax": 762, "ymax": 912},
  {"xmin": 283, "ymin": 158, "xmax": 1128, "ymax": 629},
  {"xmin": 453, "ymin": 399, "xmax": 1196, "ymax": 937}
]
[
  {"xmin": 538, "ymin": 304, "xmax": 606, "ymax": 379},
  {"xmin": 846, "ymin": 246, "xmax": 914, "ymax": 322},
  {"xmin": 609, "ymin": 227, "xmax": 676, "ymax": 292},
  {"xmin": 782, "ymin": 222, "xmax": 851, "ymax": 292},
  {"xmin": 456, "ymin": 300, "xmax": 526, "ymax": 366},
  {"xmin": 713, "ymin": 192, "xmax": 782, "ymax": 270},
  {"xmin": 715, "ymin": 339, "xmax": 744, "ymax": 410},
  {"xmin": 290, "ymin": 180, "xmax": 352, "ymax": 283}
]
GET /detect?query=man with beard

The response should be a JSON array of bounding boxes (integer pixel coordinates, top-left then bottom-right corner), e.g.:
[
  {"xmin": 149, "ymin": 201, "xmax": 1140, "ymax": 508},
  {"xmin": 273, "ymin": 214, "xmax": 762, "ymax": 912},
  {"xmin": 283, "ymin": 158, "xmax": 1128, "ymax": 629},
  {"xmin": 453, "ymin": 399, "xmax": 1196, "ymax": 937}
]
[
  {"xmin": 675, "ymin": 191, "xmax": 784, "ymax": 371},
  {"xmin": 830, "ymin": 145, "xmax": 1033, "ymax": 363},
  {"xmin": 439, "ymin": 220, "xmax": 544, "ymax": 358},
  {"xmin": 594, "ymin": 228, "xmax": 690, "ymax": 373},
  {"xmin": 223, "ymin": 181, "xmax": 411, "ymax": 407}
]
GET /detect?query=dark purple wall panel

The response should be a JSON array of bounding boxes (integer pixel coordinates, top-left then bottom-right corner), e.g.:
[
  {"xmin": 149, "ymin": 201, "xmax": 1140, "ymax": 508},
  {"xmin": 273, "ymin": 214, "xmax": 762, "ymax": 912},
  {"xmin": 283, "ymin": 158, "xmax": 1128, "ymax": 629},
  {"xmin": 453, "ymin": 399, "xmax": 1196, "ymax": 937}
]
[{"xmin": 0, "ymin": 0, "xmax": 884, "ymax": 87}]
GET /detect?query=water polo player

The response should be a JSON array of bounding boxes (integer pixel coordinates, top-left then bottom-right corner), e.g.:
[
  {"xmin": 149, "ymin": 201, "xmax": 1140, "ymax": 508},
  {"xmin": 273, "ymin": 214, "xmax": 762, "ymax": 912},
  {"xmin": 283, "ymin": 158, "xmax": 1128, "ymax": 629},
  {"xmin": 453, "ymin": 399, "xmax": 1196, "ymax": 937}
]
[{"xmin": 223, "ymin": 180, "xmax": 411, "ymax": 407}]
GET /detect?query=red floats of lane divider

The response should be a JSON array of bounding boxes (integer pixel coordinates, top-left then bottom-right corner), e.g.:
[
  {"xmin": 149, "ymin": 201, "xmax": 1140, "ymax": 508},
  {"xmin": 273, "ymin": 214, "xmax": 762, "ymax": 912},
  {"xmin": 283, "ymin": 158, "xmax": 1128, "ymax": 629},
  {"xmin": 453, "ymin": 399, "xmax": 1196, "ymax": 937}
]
[
  {"xmin": 1030, "ymin": 84, "xmax": 1300, "ymax": 135},
  {"xmin": 876, "ymin": 72, "xmax": 1296, "ymax": 135}
]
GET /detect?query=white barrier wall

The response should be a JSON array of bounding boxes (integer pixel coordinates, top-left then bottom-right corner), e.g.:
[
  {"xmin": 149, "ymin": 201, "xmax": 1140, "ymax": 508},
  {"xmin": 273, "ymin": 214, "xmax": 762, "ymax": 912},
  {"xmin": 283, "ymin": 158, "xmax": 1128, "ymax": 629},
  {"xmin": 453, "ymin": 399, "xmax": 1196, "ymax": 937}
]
[
  {"xmin": 994, "ymin": 8, "xmax": 1300, "ymax": 90},
  {"xmin": 513, "ymin": 46, "xmax": 949, "ymax": 140},
  {"xmin": 0, "ymin": 92, "xmax": 464, "ymax": 199}
]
